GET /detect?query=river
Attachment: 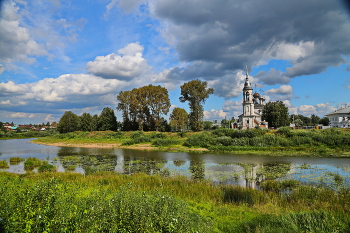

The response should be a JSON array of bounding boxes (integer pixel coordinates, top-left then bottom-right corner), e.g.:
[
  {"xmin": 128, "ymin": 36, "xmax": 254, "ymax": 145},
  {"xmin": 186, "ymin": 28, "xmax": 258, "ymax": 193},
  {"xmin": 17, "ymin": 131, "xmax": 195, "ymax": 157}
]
[{"xmin": 1, "ymin": 138, "xmax": 350, "ymax": 188}]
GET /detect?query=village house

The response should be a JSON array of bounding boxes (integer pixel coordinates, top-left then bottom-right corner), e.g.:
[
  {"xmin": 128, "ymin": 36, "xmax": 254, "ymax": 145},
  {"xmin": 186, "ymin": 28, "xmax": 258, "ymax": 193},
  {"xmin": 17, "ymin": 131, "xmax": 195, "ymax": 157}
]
[{"xmin": 325, "ymin": 106, "xmax": 350, "ymax": 128}]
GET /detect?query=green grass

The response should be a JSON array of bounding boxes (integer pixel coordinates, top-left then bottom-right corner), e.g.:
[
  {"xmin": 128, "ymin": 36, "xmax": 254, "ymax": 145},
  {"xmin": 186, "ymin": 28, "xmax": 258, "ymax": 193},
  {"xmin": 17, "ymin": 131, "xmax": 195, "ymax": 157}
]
[
  {"xmin": 0, "ymin": 160, "xmax": 9, "ymax": 169},
  {"xmin": 9, "ymin": 157, "xmax": 25, "ymax": 165},
  {"xmin": 0, "ymin": 172, "xmax": 349, "ymax": 232},
  {"xmin": 32, "ymin": 128, "xmax": 350, "ymax": 157}
]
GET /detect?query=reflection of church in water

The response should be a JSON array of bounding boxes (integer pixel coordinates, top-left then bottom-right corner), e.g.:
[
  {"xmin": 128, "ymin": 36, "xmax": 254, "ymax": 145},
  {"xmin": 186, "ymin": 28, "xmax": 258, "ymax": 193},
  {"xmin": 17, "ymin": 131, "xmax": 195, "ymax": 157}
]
[{"xmin": 238, "ymin": 64, "xmax": 268, "ymax": 129}]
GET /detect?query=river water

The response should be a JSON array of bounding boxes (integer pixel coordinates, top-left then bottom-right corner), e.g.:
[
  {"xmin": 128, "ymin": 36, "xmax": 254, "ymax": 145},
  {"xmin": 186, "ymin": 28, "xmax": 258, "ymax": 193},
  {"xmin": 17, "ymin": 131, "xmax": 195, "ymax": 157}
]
[{"xmin": 1, "ymin": 138, "xmax": 350, "ymax": 188}]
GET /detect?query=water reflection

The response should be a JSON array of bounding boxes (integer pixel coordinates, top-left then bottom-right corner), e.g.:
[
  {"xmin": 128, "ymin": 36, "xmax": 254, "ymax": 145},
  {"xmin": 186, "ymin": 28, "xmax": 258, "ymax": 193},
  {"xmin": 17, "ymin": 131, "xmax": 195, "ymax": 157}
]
[{"xmin": 0, "ymin": 139, "xmax": 350, "ymax": 188}]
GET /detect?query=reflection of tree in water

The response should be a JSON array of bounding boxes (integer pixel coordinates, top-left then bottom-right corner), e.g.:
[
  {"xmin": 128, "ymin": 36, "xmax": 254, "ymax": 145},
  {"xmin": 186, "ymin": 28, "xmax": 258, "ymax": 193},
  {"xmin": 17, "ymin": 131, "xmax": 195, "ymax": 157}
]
[
  {"xmin": 189, "ymin": 160, "xmax": 205, "ymax": 180},
  {"xmin": 173, "ymin": 160, "xmax": 186, "ymax": 167},
  {"xmin": 57, "ymin": 147, "xmax": 117, "ymax": 173},
  {"xmin": 123, "ymin": 156, "xmax": 166, "ymax": 175},
  {"xmin": 237, "ymin": 162, "xmax": 291, "ymax": 188}
]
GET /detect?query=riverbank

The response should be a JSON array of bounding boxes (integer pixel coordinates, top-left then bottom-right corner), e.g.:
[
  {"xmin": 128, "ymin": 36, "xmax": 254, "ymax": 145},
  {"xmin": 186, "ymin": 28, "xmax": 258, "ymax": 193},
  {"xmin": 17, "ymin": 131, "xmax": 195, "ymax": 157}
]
[
  {"xmin": 1, "ymin": 171, "xmax": 350, "ymax": 232},
  {"xmin": 31, "ymin": 127, "xmax": 350, "ymax": 157}
]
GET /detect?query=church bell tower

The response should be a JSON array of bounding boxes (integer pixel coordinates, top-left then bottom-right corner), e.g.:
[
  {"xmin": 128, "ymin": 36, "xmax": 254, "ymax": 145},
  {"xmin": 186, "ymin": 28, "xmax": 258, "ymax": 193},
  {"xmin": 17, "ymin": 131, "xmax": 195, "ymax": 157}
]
[{"xmin": 242, "ymin": 63, "xmax": 254, "ymax": 117}]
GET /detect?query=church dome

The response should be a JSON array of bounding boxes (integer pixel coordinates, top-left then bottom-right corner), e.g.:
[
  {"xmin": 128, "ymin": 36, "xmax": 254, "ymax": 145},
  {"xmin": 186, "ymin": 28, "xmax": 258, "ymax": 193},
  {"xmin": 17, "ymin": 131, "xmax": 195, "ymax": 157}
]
[{"xmin": 253, "ymin": 92, "xmax": 260, "ymax": 98}]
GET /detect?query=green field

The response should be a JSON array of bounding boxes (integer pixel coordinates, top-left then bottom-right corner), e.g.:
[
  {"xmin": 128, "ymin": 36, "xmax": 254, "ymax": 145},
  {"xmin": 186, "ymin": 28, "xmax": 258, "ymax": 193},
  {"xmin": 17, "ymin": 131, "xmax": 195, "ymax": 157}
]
[
  {"xmin": 0, "ymin": 171, "xmax": 350, "ymax": 232},
  {"xmin": 33, "ymin": 127, "xmax": 350, "ymax": 157}
]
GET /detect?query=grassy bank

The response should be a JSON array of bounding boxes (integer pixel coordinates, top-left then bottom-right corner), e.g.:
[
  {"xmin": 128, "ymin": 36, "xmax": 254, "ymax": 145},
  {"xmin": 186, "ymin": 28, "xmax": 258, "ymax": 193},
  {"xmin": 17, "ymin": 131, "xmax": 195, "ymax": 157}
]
[
  {"xmin": 33, "ymin": 127, "xmax": 350, "ymax": 157},
  {"xmin": 0, "ymin": 171, "xmax": 350, "ymax": 232}
]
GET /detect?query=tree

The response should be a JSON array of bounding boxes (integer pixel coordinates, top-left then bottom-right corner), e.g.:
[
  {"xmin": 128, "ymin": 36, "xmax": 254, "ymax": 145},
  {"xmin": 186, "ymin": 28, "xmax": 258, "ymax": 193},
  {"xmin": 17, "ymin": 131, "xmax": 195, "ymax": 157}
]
[
  {"xmin": 319, "ymin": 117, "xmax": 330, "ymax": 126},
  {"xmin": 203, "ymin": 121, "xmax": 213, "ymax": 130},
  {"xmin": 79, "ymin": 113, "xmax": 93, "ymax": 131},
  {"xmin": 294, "ymin": 119, "xmax": 303, "ymax": 127},
  {"xmin": 116, "ymin": 85, "xmax": 171, "ymax": 131},
  {"xmin": 310, "ymin": 114, "xmax": 320, "ymax": 126},
  {"xmin": 99, "ymin": 107, "xmax": 118, "ymax": 131},
  {"xmin": 90, "ymin": 114, "xmax": 100, "ymax": 131},
  {"xmin": 179, "ymin": 80, "xmax": 214, "ymax": 132},
  {"xmin": 116, "ymin": 90, "xmax": 138, "ymax": 131},
  {"xmin": 262, "ymin": 101, "xmax": 290, "ymax": 128},
  {"xmin": 57, "ymin": 111, "xmax": 79, "ymax": 133},
  {"xmin": 169, "ymin": 107, "xmax": 188, "ymax": 131}
]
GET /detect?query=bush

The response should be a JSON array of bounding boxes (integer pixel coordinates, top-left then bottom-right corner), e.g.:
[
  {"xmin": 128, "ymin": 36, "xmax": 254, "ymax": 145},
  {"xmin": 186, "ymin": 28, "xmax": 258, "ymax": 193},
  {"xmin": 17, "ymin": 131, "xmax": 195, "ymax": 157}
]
[
  {"xmin": 9, "ymin": 157, "xmax": 25, "ymax": 165},
  {"xmin": 149, "ymin": 132, "xmax": 167, "ymax": 139},
  {"xmin": 152, "ymin": 138, "xmax": 181, "ymax": 147},
  {"xmin": 183, "ymin": 132, "xmax": 215, "ymax": 148},
  {"xmin": 0, "ymin": 160, "xmax": 9, "ymax": 169},
  {"xmin": 24, "ymin": 157, "xmax": 47, "ymax": 171},
  {"xmin": 130, "ymin": 131, "xmax": 145, "ymax": 139},
  {"xmin": 38, "ymin": 164, "xmax": 57, "ymax": 173}
]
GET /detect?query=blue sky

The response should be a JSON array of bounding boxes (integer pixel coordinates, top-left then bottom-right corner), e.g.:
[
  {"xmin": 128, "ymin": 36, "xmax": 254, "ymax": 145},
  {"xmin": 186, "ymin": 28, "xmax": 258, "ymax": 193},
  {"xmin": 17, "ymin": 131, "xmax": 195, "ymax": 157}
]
[{"xmin": 1, "ymin": 0, "xmax": 350, "ymax": 125}]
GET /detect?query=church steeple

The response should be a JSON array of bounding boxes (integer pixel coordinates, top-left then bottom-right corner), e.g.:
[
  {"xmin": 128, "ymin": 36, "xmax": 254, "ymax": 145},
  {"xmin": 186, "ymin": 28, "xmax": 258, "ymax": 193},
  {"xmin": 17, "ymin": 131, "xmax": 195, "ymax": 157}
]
[{"xmin": 243, "ymin": 61, "xmax": 253, "ymax": 91}]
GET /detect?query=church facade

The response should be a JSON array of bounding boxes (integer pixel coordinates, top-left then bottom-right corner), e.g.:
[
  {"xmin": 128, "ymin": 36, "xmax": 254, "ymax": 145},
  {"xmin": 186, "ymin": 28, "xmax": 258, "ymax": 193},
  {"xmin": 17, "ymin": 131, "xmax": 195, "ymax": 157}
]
[{"xmin": 238, "ymin": 66, "xmax": 268, "ymax": 129}]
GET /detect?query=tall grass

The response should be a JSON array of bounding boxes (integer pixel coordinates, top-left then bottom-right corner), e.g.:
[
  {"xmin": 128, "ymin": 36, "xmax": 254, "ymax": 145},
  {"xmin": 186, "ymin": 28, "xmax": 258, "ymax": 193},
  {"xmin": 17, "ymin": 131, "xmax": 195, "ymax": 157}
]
[{"xmin": 0, "ymin": 172, "xmax": 350, "ymax": 232}]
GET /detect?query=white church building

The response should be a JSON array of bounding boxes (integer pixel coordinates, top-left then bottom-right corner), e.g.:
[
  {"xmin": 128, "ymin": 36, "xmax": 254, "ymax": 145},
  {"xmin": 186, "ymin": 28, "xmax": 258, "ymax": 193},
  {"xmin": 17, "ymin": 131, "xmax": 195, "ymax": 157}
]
[
  {"xmin": 325, "ymin": 106, "xmax": 350, "ymax": 128},
  {"xmin": 238, "ymin": 65, "xmax": 268, "ymax": 129}
]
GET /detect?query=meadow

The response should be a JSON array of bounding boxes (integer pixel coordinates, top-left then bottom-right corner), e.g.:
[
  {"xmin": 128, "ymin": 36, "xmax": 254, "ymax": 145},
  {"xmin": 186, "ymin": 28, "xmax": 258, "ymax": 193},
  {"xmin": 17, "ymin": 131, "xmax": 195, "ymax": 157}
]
[
  {"xmin": 0, "ymin": 171, "xmax": 350, "ymax": 232},
  {"xmin": 33, "ymin": 127, "xmax": 350, "ymax": 157}
]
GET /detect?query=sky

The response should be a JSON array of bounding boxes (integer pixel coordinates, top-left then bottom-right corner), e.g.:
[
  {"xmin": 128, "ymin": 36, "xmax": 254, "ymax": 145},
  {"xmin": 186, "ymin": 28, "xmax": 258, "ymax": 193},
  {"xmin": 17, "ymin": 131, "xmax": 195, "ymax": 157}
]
[{"xmin": 1, "ymin": 0, "xmax": 350, "ymax": 125}]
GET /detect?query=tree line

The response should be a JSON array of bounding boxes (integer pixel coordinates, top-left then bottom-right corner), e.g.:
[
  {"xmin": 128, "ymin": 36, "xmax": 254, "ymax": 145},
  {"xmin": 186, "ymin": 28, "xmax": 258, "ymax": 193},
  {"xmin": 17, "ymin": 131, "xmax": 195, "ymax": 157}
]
[
  {"xmin": 56, "ymin": 80, "xmax": 330, "ymax": 133},
  {"xmin": 57, "ymin": 80, "xmax": 214, "ymax": 133}
]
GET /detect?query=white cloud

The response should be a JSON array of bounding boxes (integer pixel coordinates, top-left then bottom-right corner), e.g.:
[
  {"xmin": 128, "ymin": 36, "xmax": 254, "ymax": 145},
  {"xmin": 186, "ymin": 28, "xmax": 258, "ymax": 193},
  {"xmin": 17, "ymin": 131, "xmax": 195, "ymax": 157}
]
[
  {"xmin": 255, "ymin": 68, "xmax": 290, "ymax": 85},
  {"xmin": 86, "ymin": 43, "xmax": 151, "ymax": 80},
  {"xmin": 204, "ymin": 109, "xmax": 227, "ymax": 120},
  {"xmin": 0, "ymin": 1, "xmax": 49, "ymax": 64},
  {"xmin": 0, "ymin": 81, "xmax": 27, "ymax": 94},
  {"xmin": 11, "ymin": 112, "xmax": 29, "ymax": 118},
  {"xmin": 266, "ymin": 85, "xmax": 293, "ymax": 95}
]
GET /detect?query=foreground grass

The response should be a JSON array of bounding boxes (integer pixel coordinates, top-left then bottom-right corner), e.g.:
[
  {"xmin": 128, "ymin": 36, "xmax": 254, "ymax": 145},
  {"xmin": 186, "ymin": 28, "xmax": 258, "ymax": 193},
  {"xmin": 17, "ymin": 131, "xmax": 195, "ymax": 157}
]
[
  {"xmin": 1, "ymin": 171, "xmax": 350, "ymax": 232},
  {"xmin": 33, "ymin": 128, "xmax": 350, "ymax": 157}
]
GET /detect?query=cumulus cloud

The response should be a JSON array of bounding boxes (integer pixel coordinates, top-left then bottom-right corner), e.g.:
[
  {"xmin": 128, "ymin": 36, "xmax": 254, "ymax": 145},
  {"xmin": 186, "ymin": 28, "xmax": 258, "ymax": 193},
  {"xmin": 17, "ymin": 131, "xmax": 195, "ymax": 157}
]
[
  {"xmin": 266, "ymin": 85, "xmax": 293, "ymax": 95},
  {"xmin": 204, "ymin": 109, "xmax": 227, "ymax": 120},
  {"xmin": 254, "ymin": 68, "xmax": 290, "ymax": 85},
  {"xmin": 145, "ymin": 0, "xmax": 350, "ymax": 97},
  {"xmin": 0, "ymin": 1, "xmax": 49, "ymax": 64},
  {"xmin": 86, "ymin": 43, "xmax": 152, "ymax": 80}
]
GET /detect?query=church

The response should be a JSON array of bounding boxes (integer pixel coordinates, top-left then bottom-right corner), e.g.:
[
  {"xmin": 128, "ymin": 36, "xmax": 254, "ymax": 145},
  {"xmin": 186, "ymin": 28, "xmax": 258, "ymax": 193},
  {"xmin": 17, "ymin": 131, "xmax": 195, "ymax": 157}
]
[{"xmin": 238, "ymin": 65, "xmax": 268, "ymax": 129}]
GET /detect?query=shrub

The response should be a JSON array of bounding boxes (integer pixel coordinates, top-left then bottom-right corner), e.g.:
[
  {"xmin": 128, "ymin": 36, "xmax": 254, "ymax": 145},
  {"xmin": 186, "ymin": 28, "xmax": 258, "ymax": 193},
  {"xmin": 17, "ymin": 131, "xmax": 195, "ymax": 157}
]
[
  {"xmin": 24, "ymin": 157, "xmax": 47, "ymax": 171},
  {"xmin": 276, "ymin": 126, "xmax": 293, "ymax": 137},
  {"xmin": 130, "ymin": 131, "xmax": 145, "ymax": 139},
  {"xmin": 177, "ymin": 131, "xmax": 186, "ymax": 138},
  {"xmin": 152, "ymin": 138, "xmax": 181, "ymax": 147},
  {"xmin": 215, "ymin": 136, "xmax": 234, "ymax": 146},
  {"xmin": 38, "ymin": 164, "xmax": 57, "ymax": 173},
  {"xmin": 0, "ymin": 160, "xmax": 9, "ymax": 169},
  {"xmin": 149, "ymin": 132, "xmax": 167, "ymax": 139},
  {"xmin": 183, "ymin": 132, "xmax": 215, "ymax": 148},
  {"xmin": 9, "ymin": 157, "xmax": 25, "ymax": 165}
]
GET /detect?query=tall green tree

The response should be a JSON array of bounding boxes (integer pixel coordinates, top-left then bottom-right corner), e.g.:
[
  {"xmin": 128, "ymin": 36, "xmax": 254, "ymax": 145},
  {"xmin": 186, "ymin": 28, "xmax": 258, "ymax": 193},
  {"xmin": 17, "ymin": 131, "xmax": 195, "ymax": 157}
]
[
  {"xmin": 262, "ymin": 101, "xmax": 290, "ymax": 128},
  {"xmin": 319, "ymin": 117, "xmax": 330, "ymax": 126},
  {"xmin": 310, "ymin": 114, "xmax": 320, "ymax": 126},
  {"xmin": 179, "ymin": 80, "xmax": 214, "ymax": 132},
  {"xmin": 99, "ymin": 107, "xmax": 118, "ymax": 131},
  {"xmin": 57, "ymin": 111, "xmax": 79, "ymax": 133},
  {"xmin": 116, "ymin": 85, "xmax": 171, "ymax": 131},
  {"xmin": 90, "ymin": 114, "xmax": 100, "ymax": 131},
  {"xmin": 170, "ymin": 107, "xmax": 188, "ymax": 131},
  {"xmin": 79, "ymin": 113, "xmax": 93, "ymax": 131}
]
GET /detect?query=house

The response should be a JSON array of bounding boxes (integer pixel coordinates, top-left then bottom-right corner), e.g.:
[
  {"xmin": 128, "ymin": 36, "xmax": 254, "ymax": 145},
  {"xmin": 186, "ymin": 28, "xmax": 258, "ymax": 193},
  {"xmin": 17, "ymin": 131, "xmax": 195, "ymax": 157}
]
[
  {"xmin": 325, "ymin": 106, "xmax": 350, "ymax": 128},
  {"xmin": 238, "ymin": 64, "xmax": 268, "ymax": 129}
]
